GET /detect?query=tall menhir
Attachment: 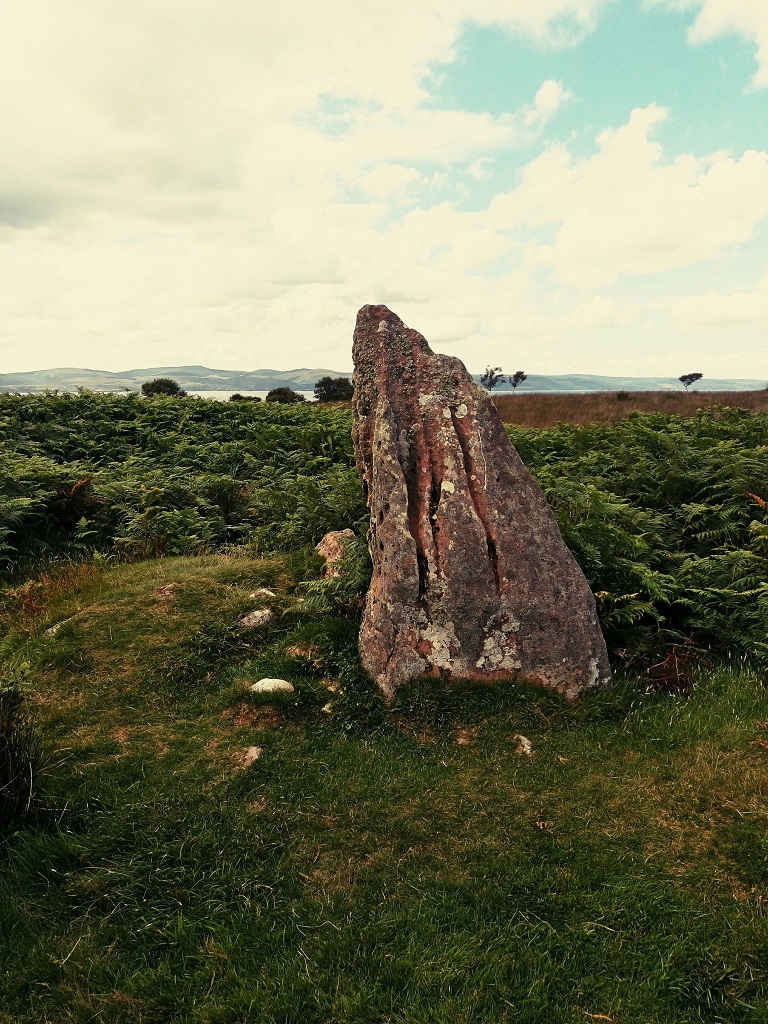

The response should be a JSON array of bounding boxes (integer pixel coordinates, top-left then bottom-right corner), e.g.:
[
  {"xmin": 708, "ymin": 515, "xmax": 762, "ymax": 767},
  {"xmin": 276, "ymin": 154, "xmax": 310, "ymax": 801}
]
[{"xmin": 352, "ymin": 304, "xmax": 611, "ymax": 698}]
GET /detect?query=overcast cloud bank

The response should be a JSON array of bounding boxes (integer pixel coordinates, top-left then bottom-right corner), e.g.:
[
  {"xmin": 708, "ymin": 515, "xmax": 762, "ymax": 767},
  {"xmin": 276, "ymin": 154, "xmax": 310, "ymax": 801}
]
[{"xmin": 1, "ymin": 0, "xmax": 767, "ymax": 377}]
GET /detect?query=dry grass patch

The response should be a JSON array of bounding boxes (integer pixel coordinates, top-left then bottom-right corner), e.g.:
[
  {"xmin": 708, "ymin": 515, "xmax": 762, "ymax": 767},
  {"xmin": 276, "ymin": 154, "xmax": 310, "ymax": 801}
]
[
  {"xmin": 494, "ymin": 389, "xmax": 768, "ymax": 427},
  {"xmin": 225, "ymin": 702, "xmax": 274, "ymax": 729},
  {"xmin": 109, "ymin": 724, "xmax": 171, "ymax": 758}
]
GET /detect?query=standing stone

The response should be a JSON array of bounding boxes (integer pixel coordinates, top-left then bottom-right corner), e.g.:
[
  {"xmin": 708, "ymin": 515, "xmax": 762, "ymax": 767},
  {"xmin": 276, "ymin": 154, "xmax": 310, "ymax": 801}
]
[{"xmin": 352, "ymin": 304, "xmax": 611, "ymax": 699}]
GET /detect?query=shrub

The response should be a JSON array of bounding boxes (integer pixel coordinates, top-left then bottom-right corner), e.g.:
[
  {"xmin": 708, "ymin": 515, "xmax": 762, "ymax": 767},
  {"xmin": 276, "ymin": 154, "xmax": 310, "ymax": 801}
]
[
  {"xmin": 314, "ymin": 376, "xmax": 354, "ymax": 402},
  {"xmin": 141, "ymin": 378, "xmax": 187, "ymax": 397},
  {"xmin": 266, "ymin": 387, "xmax": 305, "ymax": 404}
]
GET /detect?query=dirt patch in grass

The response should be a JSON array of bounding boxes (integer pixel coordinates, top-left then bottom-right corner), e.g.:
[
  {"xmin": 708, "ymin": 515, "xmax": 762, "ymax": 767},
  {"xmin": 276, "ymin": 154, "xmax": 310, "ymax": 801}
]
[
  {"xmin": 223, "ymin": 703, "xmax": 281, "ymax": 729},
  {"xmin": 109, "ymin": 724, "xmax": 171, "ymax": 757},
  {"xmin": 644, "ymin": 808, "xmax": 717, "ymax": 873},
  {"xmin": 307, "ymin": 840, "xmax": 400, "ymax": 894},
  {"xmin": 455, "ymin": 726, "xmax": 479, "ymax": 746}
]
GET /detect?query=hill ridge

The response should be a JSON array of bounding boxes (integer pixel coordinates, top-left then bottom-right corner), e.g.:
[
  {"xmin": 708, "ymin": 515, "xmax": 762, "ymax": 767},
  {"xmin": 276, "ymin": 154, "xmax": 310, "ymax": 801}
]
[{"xmin": 1, "ymin": 365, "xmax": 766, "ymax": 393}]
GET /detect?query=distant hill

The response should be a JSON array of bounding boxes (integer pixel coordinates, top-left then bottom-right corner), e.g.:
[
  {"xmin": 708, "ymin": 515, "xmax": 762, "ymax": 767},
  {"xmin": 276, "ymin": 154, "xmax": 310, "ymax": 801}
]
[
  {"xmin": 0, "ymin": 365, "xmax": 765, "ymax": 394},
  {"xmin": 0, "ymin": 365, "xmax": 351, "ymax": 393}
]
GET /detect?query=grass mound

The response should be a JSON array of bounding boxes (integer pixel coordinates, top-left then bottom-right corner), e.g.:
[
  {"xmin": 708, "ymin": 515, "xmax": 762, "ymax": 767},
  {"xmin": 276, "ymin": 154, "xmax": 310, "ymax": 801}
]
[{"xmin": 1, "ymin": 554, "xmax": 767, "ymax": 1022}]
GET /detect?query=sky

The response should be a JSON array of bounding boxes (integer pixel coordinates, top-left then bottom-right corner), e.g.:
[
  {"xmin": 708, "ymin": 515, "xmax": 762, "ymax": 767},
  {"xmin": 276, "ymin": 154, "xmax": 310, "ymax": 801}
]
[{"xmin": 2, "ymin": 0, "xmax": 768, "ymax": 379}]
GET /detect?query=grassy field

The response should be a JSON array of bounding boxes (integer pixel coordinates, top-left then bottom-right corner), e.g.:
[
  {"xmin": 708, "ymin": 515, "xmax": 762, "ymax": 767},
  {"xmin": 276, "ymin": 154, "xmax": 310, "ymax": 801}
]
[
  {"xmin": 2, "ymin": 554, "xmax": 768, "ymax": 1023},
  {"xmin": 493, "ymin": 390, "xmax": 768, "ymax": 427}
]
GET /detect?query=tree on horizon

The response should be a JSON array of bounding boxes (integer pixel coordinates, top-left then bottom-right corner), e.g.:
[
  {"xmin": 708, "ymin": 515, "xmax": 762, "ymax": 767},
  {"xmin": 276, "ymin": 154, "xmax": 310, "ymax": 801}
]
[
  {"xmin": 679, "ymin": 373, "xmax": 703, "ymax": 391},
  {"xmin": 141, "ymin": 378, "xmax": 187, "ymax": 397},
  {"xmin": 480, "ymin": 366, "xmax": 505, "ymax": 391},
  {"xmin": 314, "ymin": 376, "xmax": 353, "ymax": 402},
  {"xmin": 266, "ymin": 386, "xmax": 305, "ymax": 404}
]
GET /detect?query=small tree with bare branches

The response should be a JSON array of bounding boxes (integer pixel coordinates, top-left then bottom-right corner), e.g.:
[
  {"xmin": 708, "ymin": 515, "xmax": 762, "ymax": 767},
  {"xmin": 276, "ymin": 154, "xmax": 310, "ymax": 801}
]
[{"xmin": 480, "ymin": 366, "xmax": 505, "ymax": 391}]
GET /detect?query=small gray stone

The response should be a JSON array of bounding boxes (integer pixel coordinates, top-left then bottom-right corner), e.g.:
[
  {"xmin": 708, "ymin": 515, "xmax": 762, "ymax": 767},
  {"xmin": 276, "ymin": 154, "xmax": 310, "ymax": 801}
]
[
  {"xmin": 249, "ymin": 678, "xmax": 295, "ymax": 694},
  {"xmin": 238, "ymin": 608, "xmax": 275, "ymax": 629},
  {"xmin": 44, "ymin": 618, "xmax": 73, "ymax": 637}
]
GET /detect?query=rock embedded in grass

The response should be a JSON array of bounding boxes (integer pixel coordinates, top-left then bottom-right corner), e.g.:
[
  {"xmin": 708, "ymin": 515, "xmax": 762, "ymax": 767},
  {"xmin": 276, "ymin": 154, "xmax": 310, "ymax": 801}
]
[
  {"xmin": 44, "ymin": 616, "xmax": 75, "ymax": 636},
  {"xmin": 249, "ymin": 678, "xmax": 295, "ymax": 694},
  {"xmin": 514, "ymin": 734, "xmax": 534, "ymax": 758},
  {"xmin": 352, "ymin": 303, "xmax": 612, "ymax": 699},
  {"xmin": 237, "ymin": 608, "xmax": 274, "ymax": 629}
]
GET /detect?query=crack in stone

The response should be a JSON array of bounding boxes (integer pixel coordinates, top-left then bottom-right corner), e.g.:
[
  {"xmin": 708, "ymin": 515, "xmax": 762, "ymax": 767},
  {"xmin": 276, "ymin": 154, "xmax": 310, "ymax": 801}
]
[
  {"xmin": 451, "ymin": 409, "xmax": 502, "ymax": 593},
  {"xmin": 389, "ymin": 397, "xmax": 444, "ymax": 608}
]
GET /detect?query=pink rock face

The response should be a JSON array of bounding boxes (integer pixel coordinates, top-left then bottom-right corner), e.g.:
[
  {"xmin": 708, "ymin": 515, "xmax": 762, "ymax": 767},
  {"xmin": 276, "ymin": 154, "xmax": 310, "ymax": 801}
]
[
  {"xmin": 316, "ymin": 529, "xmax": 355, "ymax": 577},
  {"xmin": 352, "ymin": 304, "xmax": 612, "ymax": 699}
]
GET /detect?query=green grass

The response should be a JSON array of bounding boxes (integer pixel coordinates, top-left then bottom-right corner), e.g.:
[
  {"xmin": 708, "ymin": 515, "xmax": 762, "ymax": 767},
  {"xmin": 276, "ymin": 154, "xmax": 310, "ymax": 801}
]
[{"xmin": 1, "ymin": 555, "xmax": 767, "ymax": 1022}]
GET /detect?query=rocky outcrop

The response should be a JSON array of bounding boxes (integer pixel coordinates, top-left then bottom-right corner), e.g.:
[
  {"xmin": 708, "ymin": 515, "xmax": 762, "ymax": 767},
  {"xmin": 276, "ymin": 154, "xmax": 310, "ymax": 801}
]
[{"xmin": 352, "ymin": 304, "xmax": 611, "ymax": 699}]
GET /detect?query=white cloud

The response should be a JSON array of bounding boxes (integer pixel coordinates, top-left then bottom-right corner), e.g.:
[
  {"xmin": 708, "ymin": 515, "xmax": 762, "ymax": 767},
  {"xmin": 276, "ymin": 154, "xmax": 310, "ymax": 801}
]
[
  {"xmin": 669, "ymin": 270, "xmax": 768, "ymax": 329},
  {"xmin": 0, "ymin": 3, "xmax": 599, "ymax": 227},
  {"xmin": 490, "ymin": 105, "xmax": 768, "ymax": 287},
  {"xmin": 1, "ymin": 2, "xmax": 602, "ymax": 371},
  {"xmin": 523, "ymin": 80, "xmax": 573, "ymax": 128},
  {"xmin": 652, "ymin": 0, "xmax": 768, "ymax": 87}
]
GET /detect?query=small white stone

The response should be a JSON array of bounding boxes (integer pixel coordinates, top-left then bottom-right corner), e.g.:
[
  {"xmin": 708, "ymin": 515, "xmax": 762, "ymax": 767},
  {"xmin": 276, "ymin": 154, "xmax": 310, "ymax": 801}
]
[
  {"xmin": 455, "ymin": 403, "xmax": 468, "ymax": 418},
  {"xmin": 238, "ymin": 609, "xmax": 275, "ymax": 629},
  {"xmin": 242, "ymin": 746, "xmax": 263, "ymax": 766},
  {"xmin": 249, "ymin": 678, "xmax": 295, "ymax": 694},
  {"xmin": 321, "ymin": 701, "xmax": 334, "ymax": 714},
  {"xmin": 442, "ymin": 407, "xmax": 452, "ymax": 419},
  {"xmin": 514, "ymin": 734, "xmax": 534, "ymax": 758},
  {"xmin": 249, "ymin": 588, "xmax": 276, "ymax": 599}
]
